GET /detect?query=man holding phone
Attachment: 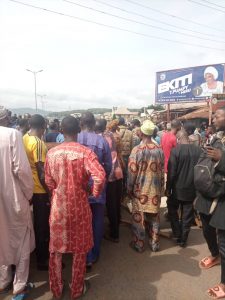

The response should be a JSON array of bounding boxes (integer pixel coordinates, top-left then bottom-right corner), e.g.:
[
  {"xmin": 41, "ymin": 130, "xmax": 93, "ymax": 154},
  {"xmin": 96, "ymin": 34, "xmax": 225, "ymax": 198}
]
[{"xmin": 195, "ymin": 109, "xmax": 225, "ymax": 298}]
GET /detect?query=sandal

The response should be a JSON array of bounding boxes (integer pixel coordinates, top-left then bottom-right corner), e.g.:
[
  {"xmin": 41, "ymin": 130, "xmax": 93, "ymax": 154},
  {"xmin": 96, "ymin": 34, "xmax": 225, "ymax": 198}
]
[
  {"xmin": 82, "ymin": 280, "xmax": 90, "ymax": 296},
  {"xmin": 12, "ymin": 282, "xmax": 34, "ymax": 300},
  {"xmin": 207, "ymin": 285, "xmax": 225, "ymax": 299},
  {"xmin": 129, "ymin": 241, "xmax": 145, "ymax": 254},
  {"xmin": 199, "ymin": 256, "xmax": 220, "ymax": 269}
]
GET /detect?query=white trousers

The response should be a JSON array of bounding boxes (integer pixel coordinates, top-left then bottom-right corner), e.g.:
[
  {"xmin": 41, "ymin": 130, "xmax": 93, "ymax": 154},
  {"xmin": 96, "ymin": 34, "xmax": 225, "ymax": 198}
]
[{"xmin": 0, "ymin": 228, "xmax": 30, "ymax": 294}]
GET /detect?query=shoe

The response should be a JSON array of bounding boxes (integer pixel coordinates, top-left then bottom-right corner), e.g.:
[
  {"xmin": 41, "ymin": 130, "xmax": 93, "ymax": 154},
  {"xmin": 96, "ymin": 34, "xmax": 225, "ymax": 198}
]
[
  {"xmin": 104, "ymin": 234, "xmax": 119, "ymax": 243},
  {"xmin": 176, "ymin": 238, "xmax": 182, "ymax": 245},
  {"xmin": 12, "ymin": 282, "xmax": 34, "ymax": 300},
  {"xmin": 179, "ymin": 241, "xmax": 187, "ymax": 248},
  {"xmin": 177, "ymin": 238, "xmax": 187, "ymax": 248},
  {"xmin": 129, "ymin": 241, "xmax": 145, "ymax": 253},
  {"xmin": 151, "ymin": 245, "xmax": 160, "ymax": 252},
  {"xmin": 86, "ymin": 263, "xmax": 92, "ymax": 273}
]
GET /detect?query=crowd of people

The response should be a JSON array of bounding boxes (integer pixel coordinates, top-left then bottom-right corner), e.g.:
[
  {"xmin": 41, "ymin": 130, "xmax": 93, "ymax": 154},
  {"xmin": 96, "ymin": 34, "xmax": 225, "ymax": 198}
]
[{"xmin": 1, "ymin": 105, "xmax": 225, "ymax": 299}]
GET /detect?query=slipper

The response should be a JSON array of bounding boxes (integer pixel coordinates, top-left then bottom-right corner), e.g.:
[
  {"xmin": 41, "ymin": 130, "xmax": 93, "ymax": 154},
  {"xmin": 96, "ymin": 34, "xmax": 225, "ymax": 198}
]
[
  {"xmin": 129, "ymin": 241, "xmax": 145, "ymax": 254},
  {"xmin": 207, "ymin": 285, "xmax": 225, "ymax": 299},
  {"xmin": 12, "ymin": 282, "xmax": 34, "ymax": 300},
  {"xmin": 199, "ymin": 256, "xmax": 220, "ymax": 269}
]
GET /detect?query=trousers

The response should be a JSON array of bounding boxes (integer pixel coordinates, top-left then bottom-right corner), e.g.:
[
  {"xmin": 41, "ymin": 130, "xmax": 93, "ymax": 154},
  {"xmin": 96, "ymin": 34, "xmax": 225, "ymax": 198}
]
[
  {"xmin": 32, "ymin": 193, "xmax": 50, "ymax": 265},
  {"xmin": 200, "ymin": 213, "xmax": 219, "ymax": 258},
  {"xmin": 131, "ymin": 204, "xmax": 160, "ymax": 252},
  {"xmin": 106, "ymin": 179, "xmax": 123, "ymax": 239},
  {"xmin": 49, "ymin": 252, "xmax": 86, "ymax": 298},
  {"xmin": 0, "ymin": 228, "xmax": 30, "ymax": 294},
  {"xmin": 167, "ymin": 198, "xmax": 194, "ymax": 242},
  {"xmin": 87, "ymin": 203, "xmax": 104, "ymax": 264}
]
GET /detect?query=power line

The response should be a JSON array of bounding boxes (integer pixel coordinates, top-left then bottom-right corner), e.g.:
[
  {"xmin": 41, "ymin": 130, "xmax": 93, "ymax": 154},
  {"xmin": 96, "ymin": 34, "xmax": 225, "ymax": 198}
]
[
  {"xmin": 90, "ymin": 0, "xmax": 223, "ymax": 39},
  {"xmin": 123, "ymin": 0, "xmax": 225, "ymax": 32},
  {"xmin": 203, "ymin": 0, "xmax": 225, "ymax": 9},
  {"xmin": 188, "ymin": 0, "xmax": 225, "ymax": 13},
  {"xmin": 8, "ymin": 0, "xmax": 225, "ymax": 51},
  {"xmin": 63, "ymin": 0, "xmax": 225, "ymax": 44}
]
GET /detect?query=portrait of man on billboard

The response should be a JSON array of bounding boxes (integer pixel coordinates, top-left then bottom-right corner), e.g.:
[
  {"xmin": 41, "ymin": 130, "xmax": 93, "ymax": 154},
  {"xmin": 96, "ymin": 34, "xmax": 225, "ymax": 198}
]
[{"xmin": 198, "ymin": 66, "xmax": 224, "ymax": 97}]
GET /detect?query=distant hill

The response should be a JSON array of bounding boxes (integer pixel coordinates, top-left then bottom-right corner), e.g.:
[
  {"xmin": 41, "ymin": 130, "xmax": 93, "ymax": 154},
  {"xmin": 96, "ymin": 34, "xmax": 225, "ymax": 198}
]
[
  {"xmin": 48, "ymin": 108, "xmax": 112, "ymax": 118},
  {"xmin": 11, "ymin": 107, "xmax": 51, "ymax": 116},
  {"xmin": 11, "ymin": 106, "xmax": 146, "ymax": 118}
]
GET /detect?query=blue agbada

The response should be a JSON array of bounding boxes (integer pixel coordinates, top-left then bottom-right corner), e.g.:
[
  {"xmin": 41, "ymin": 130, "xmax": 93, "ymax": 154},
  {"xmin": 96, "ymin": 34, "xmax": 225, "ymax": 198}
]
[{"xmin": 78, "ymin": 131, "xmax": 112, "ymax": 204}]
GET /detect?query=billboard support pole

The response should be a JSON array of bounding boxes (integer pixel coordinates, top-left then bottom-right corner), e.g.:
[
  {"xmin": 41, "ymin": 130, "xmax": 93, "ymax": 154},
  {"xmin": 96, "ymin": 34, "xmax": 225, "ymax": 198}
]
[
  {"xmin": 167, "ymin": 104, "xmax": 170, "ymax": 123},
  {"xmin": 209, "ymin": 99, "xmax": 212, "ymax": 125}
]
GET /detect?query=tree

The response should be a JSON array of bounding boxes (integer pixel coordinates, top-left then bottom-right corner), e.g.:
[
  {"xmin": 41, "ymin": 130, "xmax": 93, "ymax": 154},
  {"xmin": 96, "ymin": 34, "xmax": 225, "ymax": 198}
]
[{"xmin": 147, "ymin": 104, "xmax": 164, "ymax": 111}]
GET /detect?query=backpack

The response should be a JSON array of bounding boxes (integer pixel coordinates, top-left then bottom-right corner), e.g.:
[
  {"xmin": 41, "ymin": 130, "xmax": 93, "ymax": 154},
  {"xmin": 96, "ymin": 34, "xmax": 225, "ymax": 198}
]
[{"xmin": 194, "ymin": 137, "xmax": 225, "ymax": 199}]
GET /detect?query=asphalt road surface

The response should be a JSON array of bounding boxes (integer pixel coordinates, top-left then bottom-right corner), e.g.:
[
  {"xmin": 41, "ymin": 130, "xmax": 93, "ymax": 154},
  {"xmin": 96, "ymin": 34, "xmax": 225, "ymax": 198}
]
[{"xmin": 1, "ymin": 205, "xmax": 219, "ymax": 300}]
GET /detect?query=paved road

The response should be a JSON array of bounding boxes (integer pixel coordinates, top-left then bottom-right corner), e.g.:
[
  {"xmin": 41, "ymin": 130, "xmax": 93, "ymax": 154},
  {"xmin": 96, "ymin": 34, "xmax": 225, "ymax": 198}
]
[{"xmin": 1, "ymin": 206, "xmax": 219, "ymax": 300}]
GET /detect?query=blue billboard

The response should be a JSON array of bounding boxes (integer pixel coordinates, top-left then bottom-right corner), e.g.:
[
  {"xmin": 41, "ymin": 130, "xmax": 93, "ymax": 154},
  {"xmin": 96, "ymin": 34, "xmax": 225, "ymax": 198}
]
[{"xmin": 155, "ymin": 63, "xmax": 225, "ymax": 104}]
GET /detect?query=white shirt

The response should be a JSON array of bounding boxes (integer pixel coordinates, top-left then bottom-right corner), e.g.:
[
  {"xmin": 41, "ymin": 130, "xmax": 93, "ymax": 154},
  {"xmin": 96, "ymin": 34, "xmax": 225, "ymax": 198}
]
[{"xmin": 200, "ymin": 81, "xmax": 224, "ymax": 97}]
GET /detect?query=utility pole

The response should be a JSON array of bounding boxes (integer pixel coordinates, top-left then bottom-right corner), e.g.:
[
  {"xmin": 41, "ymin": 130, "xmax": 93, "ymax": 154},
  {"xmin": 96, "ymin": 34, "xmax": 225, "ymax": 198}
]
[
  {"xmin": 26, "ymin": 69, "xmax": 43, "ymax": 111},
  {"xmin": 37, "ymin": 94, "xmax": 47, "ymax": 111}
]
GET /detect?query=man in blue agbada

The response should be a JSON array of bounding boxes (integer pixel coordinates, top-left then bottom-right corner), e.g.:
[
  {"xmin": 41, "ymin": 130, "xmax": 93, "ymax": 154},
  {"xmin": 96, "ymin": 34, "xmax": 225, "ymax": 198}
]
[{"xmin": 78, "ymin": 112, "xmax": 112, "ymax": 271}]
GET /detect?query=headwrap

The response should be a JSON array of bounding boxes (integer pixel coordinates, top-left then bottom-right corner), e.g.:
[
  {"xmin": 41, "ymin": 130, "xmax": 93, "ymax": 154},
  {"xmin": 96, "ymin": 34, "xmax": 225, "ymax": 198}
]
[
  {"xmin": 107, "ymin": 119, "xmax": 119, "ymax": 132},
  {"xmin": 204, "ymin": 66, "xmax": 218, "ymax": 80}
]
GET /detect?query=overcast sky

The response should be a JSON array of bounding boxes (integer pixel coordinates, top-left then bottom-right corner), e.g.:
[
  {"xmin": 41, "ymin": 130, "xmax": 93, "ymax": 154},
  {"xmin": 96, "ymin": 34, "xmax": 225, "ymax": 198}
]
[{"xmin": 0, "ymin": 0, "xmax": 225, "ymax": 111}]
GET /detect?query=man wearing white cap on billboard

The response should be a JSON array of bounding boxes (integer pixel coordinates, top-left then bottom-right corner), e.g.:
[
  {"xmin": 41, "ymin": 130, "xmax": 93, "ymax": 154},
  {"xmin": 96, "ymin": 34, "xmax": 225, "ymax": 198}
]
[
  {"xmin": 199, "ymin": 66, "xmax": 224, "ymax": 97},
  {"xmin": 0, "ymin": 106, "xmax": 35, "ymax": 300}
]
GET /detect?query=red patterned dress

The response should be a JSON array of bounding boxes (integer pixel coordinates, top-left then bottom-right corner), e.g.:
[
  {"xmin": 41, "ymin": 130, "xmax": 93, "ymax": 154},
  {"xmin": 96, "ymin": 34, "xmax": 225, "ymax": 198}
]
[
  {"xmin": 127, "ymin": 140, "xmax": 164, "ymax": 252},
  {"xmin": 45, "ymin": 142, "xmax": 105, "ymax": 299}
]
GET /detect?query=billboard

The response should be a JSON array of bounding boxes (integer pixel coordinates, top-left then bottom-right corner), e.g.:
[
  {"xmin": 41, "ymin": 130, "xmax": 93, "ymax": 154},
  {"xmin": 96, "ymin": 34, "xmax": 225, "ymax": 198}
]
[{"xmin": 155, "ymin": 63, "xmax": 225, "ymax": 104}]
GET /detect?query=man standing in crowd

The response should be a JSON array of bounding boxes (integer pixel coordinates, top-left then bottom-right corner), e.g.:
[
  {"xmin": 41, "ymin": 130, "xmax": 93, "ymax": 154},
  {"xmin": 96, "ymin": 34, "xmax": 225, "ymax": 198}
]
[
  {"xmin": 45, "ymin": 116, "xmax": 105, "ymax": 299},
  {"xmin": 0, "ymin": 106, "xmax": 35, "ymax": 300},
  {"xmin": 78, "ymin": 112, "xmax": 112, "ymax": 270},
  {"xmin": 194, "ymin": 109, "xmax": 225, "ymax": 298},
  {"xmin": 131, "ymin": 119, "xmax": 141, "ymax": 147},
  {"xmin": 161, "ymin": 119, "xmax": 181, "ymax": 173},
  {"xmin": 166, "ymin": 123, "xmax": 202, "ymax": 247},
  {"xmin": 44, "ymin": 121, "xmax": 60, "ymax": 143},
  {"xmin": 118, "ymin": 117, "xmax": 133, "ymax": 191},
  {"xmin": 17, "ymin": 118, "xmax": 30, "ymax": 136},
  {"xmin": 127, "ymin": 120, "xmax": 164, "ymax": 253},
  {"xmin": 101, "ymin": 120, "xmax": 124, "ymax": 243},
  {"xmin": 23, "ymin": 114, "xmax": 50, "ymax": 271}
]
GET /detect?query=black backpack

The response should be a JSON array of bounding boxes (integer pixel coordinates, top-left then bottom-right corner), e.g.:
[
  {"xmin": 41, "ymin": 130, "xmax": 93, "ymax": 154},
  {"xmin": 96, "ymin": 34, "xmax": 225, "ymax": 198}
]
[{"xmin": 194, "ymin": 138, "xmax": 225, "ymax": 199}]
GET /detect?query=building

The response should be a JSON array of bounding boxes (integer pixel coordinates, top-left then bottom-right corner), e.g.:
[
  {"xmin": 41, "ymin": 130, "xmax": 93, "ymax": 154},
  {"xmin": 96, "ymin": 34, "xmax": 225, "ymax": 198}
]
[{"xmin": 113, "ymin": 107, "xmax": 139, "ymax": 121}]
